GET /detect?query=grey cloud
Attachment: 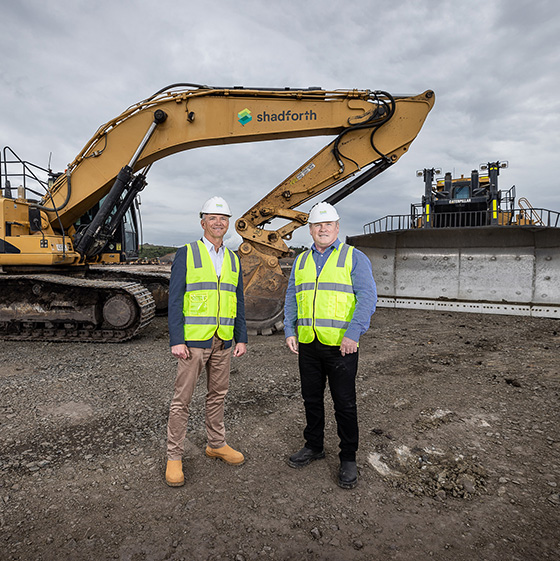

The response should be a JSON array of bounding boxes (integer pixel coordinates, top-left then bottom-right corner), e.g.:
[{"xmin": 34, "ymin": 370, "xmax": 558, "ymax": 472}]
[{"xmin": 1, "ymin": 0, "xmax": 558, "ymax": 248}]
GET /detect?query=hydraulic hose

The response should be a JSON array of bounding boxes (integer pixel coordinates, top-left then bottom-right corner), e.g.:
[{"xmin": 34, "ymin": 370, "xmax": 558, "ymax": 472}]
[
  {"xmin": 36, "ymin": 168, "xmax": 72, "ymax": 212},
  {"xmin": 332, "ymin": 91, "xmax": 396, "ymax": 171}
]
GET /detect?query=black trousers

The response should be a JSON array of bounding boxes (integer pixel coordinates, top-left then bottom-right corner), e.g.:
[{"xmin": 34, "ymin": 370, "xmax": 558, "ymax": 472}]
[{"xmin": 298, "ymin": 338, "xmax": 359, "ymax": 461}]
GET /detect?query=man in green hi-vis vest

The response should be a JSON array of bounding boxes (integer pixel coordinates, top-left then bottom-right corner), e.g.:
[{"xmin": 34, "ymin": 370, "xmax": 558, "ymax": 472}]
[
  {"xmin": 284, "ymin": 202, "xmax": 377, "ymax": 489},
  {"xmin": 165, "ymin": 196, "xmax": 248, "ymax": 487}
]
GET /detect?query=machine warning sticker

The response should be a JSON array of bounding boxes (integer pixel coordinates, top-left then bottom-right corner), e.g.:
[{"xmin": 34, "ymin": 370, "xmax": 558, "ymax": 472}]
[{"xmin": 295, "ymin": 163, "xmax": 315, "ymax": 181}]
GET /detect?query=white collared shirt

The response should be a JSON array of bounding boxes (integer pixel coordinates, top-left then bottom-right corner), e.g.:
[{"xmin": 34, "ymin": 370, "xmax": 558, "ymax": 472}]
[{"xmin": 201, "ymin": 236, "xmax": 225, "ymax": 277}]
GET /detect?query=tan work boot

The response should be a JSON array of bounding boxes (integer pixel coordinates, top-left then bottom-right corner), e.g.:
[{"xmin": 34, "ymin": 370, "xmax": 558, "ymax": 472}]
[
  {"xmin": 205, "ymin": 444, "xmax": 245, "ymax": 465},
  {"xmin": 165, "ymin": 459, "xmax": 185, "ymax": 487}
]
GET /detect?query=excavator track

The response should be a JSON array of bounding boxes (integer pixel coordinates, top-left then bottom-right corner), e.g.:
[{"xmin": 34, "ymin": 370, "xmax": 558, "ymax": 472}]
[
  {"xmin": 86, "ymin": 267, "xmax": 170, "ymax": 315},
  {"xmin": 0, "ymin": 275, "xmax": 156, "ymax": 342}
]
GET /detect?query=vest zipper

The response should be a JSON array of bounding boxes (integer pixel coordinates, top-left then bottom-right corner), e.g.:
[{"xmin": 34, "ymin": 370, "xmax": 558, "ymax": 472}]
[
  {"xmin": 216, "ymin": 272, "xmax": 221, "ymax": 332},
  {"xmin": 312, "ymin": 265, "xmax": 320, "ymax": 338}
]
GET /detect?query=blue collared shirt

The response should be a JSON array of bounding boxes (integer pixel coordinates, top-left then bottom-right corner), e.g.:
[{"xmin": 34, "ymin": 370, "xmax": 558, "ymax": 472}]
[{"xmin": 283, "ymin": 238, "xmax": 377, "ymax": 343}]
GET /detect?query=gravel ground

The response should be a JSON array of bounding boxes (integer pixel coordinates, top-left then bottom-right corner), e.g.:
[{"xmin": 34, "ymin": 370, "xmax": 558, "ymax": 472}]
[{"xmin": 0, "ymin": 308, "xmax": 559, "ymax": 560}]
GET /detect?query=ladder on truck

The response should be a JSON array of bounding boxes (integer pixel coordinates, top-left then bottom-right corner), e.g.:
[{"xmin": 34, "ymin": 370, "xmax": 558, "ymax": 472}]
[{"xmin": 517, "ymin": 197, "xmax": 544, "ymax": 226}]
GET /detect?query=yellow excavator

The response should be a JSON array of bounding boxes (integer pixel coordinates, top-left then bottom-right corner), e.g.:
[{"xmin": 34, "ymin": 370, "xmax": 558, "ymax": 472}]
[{"xmin": 0, "ymin": 84, "xmax": 434, "ymax": 341}]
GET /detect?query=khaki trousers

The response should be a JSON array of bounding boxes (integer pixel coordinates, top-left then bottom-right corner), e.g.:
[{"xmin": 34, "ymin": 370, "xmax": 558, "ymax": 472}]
[{"xmin": 167, "ymin": 337, "xmax": 231, "ymax": 460}]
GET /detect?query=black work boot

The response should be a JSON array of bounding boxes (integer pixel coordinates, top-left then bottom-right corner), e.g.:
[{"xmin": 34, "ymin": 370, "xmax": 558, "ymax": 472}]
[
  {"xmin": 338, "ymin": 460, "xmax": 358, "ymax": 489},
  {"xmin": 288, "ymin": 446, "xmax": 325, "ymax": 469}
]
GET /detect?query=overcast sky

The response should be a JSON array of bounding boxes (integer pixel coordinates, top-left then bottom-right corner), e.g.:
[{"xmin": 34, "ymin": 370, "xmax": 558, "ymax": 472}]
[{"xmin": 2, "ymin": 0, "xmax": 559, "ymax": 249}]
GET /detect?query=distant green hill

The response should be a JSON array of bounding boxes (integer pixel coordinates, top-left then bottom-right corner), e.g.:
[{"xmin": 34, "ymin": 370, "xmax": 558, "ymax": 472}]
[
  {"xmin": 139, "ymin": 243, "xmax": 307, "ymax": 260},
  {"xmin": 139, "ymin": 244, "xmax": 178, "ymax": 259}
]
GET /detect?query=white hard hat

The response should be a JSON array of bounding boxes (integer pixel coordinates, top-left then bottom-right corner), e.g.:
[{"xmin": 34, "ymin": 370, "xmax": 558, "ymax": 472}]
[
  {"xmin": 199, "ymin": 196, "xmax": 232, "ymax": 218},
  {"xmin": 308, "ymin": 202, "xmax": 340, "ymax": 223}
]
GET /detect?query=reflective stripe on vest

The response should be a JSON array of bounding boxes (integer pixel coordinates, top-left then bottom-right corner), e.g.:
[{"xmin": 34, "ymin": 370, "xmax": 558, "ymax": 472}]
[
  {"xmin": 183, "ymin": 240, "xmax": 239, "ymax": 341},
  {"xmin": 294, "ymin": 243, "xmax": 356, "ymax": 346}
]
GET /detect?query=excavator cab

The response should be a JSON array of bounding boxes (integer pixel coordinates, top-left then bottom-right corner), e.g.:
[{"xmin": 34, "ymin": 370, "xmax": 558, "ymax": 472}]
[
  {"xmin": 1, "ymin": 146, "xmax": 141, "ymax": 264},
  {"xmin": 73, "ymin": 196, "xmax": 141, "ymax": 263}
]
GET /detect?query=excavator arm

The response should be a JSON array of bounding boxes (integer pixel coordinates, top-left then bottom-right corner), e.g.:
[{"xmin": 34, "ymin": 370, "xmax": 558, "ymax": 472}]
[{"xmin": 1, "ymin": 84, "xmax": 434, "ymax": 337}]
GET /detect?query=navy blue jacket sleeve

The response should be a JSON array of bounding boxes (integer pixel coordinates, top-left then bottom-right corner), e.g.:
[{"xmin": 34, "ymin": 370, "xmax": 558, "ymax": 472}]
[
  {"xmin": 168, "ymin": 246, "xmax": 187, "ymax": 347},
  {"xmin": 233, "ymin": 259, "xmax": 248, "ymax": 344}
]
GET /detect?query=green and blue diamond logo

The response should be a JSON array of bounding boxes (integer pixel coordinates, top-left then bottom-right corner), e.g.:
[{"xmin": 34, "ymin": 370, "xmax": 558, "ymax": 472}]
[{"xmin": 238, "ymin": 108, "xmax": 252, "ymax": 126}]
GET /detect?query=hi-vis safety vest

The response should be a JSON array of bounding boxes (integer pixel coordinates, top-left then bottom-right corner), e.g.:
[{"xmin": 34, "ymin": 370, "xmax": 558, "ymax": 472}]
[
  {"xmin": 294, "ymin": 243, "xmax": 356, "ymax": 346},
  {"xmin": 183, "ymin": 240, "xmax": 239, "ymax": 342}
]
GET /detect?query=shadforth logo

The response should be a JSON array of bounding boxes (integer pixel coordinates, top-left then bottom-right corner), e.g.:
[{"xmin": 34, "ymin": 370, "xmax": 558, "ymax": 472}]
[
  {"xmin": 238, "ymin": 108, "xmax": 252, "ymax": 126},
  {"xmin": 238, "ymin": 107, "xmax": 318, "ymax": 126},
  {"xmin": 257, "ymin": 109, "xmax": 317, "ymax": 122}
]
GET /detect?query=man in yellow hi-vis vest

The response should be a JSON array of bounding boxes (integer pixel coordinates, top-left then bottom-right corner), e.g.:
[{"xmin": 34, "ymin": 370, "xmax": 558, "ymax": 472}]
[
  {"xmin": 165, "ymin": 197, "xmax": 248, "ymax": 487},
  {"xmin": 284, "ymin": 202, "xmax": 377, "ymax": 489}
]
